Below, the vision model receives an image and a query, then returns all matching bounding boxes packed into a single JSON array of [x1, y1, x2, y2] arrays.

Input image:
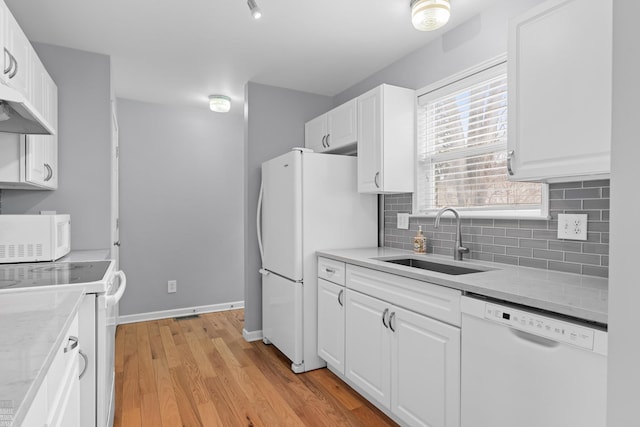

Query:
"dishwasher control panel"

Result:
[[484, 303, 595, 350]]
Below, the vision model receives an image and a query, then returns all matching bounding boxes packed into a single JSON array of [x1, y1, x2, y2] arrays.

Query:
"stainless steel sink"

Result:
[[379, 258, 486, 275]]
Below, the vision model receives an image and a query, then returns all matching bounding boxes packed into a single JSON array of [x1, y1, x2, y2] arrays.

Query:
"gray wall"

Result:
[[334, 0, 543, 105], [117, 98, 244, 316], [608, 2, 640, 424], [1, 44, 111, 250], [243, 82, 332, 333], [385, 180, 610, 277]]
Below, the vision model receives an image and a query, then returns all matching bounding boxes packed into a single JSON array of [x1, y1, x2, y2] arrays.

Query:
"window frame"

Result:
[[411, 54, 549, 219]]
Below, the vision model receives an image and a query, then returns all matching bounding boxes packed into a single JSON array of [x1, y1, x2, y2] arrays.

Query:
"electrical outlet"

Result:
[[168, 280, 177, 293], [557, 214, 588, 241], [397, 213, 410, 230]]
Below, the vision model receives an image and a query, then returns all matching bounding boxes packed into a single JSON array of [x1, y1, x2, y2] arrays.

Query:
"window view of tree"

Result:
[[416, 67, 541, 213]]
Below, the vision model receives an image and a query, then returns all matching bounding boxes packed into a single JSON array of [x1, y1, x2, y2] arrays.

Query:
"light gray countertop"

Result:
[[317, 247, 608, 325], [0, 289, 85, 427]]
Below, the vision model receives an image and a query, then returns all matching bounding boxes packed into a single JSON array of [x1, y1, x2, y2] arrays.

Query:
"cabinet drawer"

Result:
[[318, 257, 346, 286], [346, 264, 461, 326], [47, 314, 79, 411]]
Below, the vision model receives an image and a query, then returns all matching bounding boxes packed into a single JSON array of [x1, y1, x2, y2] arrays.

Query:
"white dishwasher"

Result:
[[461, 295, 607, 427]]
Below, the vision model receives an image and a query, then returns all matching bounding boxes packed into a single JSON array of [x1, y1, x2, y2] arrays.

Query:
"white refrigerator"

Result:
[[257, 148, 378, 373]]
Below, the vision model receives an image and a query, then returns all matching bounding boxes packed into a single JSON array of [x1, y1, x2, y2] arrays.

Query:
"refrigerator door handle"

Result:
[[257, 180, 265, 266]]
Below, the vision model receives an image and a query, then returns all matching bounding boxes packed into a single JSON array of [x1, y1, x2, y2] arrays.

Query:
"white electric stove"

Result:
[[0, 260, 126, 427]]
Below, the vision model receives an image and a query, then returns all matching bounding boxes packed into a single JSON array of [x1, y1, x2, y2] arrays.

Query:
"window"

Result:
[[414, 60, 546, 218]]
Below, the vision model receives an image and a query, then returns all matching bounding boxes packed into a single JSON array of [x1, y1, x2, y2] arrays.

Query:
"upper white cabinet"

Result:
[[30, 53, 58, 131], [507, 0, 612, 182], [0, 133, 58, 189], [357, 84, 414, 194], [2, 8, 30, 96], [305, 99, 357, 154], [0, 0, 57, 135], [25, 133, 57, 188]]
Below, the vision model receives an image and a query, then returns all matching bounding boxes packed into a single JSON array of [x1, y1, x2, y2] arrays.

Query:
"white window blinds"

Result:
[[415, 62, 543, 215]]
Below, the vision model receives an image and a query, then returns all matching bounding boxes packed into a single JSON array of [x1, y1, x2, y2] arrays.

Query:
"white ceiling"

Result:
[[6, 0, 499, 111]]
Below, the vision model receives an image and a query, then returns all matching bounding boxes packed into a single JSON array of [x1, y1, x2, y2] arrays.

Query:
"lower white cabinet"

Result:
[[21, 314, 81, 427], [391, 304, 460, 427], [317, 278, 346, 374], [345, 289, 391, 406], [345, 289, 461, 427], [318, 261, 462, 427]]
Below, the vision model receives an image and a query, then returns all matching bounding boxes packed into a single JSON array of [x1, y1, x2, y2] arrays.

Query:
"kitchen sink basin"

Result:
[[380, 258, 486, 275]]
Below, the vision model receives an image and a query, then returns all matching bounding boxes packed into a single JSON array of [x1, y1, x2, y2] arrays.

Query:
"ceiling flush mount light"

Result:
[[247, 0, 262, 19], [411, 0, 451, 31], [209, 95, 231, 113]]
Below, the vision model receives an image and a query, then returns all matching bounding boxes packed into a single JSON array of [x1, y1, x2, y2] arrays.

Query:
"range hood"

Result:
[[0, 84, 53, 135]]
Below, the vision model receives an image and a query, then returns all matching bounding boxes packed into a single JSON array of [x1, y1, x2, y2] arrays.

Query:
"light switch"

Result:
[[397, 213, 410, 229], [557, 214, 588, 241]]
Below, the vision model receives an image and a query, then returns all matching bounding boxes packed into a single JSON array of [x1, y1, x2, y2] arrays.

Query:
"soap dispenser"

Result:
[[413, 225, 426, 254]]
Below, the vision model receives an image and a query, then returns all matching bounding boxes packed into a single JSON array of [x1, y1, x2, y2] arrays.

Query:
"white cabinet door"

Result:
[[357, 84, 415, 194], [305, 114, 327, 153], [3, 11, 31, 97], [305, 99, 358, 154], [391, 306, 461, 427], [326, 99, 357, 152], [345, 289, 391, 408], [317, 278, 346, 374], [507, 0, 612, 182], [25, 133, 57, 189], [357, 87, 382, 192]]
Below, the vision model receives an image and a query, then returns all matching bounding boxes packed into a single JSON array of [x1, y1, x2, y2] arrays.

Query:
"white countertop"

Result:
[[317, 247, 608, 325], [0, 289, 85, 427]]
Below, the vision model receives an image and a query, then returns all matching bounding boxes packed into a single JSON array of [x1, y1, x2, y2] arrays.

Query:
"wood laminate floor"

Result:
[[113, 309, 397, 427]]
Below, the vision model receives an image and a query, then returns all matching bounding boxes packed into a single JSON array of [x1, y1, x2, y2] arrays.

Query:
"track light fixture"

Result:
[[247, 0, 262, 19]]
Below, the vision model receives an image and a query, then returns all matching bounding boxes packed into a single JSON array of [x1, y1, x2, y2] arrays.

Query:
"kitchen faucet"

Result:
[[434, 207, 470, 261]]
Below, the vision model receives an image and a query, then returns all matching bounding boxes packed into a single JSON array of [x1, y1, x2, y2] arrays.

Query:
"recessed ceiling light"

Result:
[[247, 0, 262, 19], [209, 95, 231, 113], [411, 0, 451, 31]]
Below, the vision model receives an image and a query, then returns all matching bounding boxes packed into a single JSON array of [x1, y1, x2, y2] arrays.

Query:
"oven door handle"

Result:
[[106, 271, 127, 306]]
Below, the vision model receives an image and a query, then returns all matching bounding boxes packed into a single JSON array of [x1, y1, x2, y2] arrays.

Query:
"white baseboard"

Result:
[[242, 328, 263, 342], [118, 300, 244, 324]]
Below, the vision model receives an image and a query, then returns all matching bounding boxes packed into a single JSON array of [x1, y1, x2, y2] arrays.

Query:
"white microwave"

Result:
[[0, 214, 71, 263]]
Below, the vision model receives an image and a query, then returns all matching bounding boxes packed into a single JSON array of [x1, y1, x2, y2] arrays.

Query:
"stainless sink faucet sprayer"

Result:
[[434, 207, 470, 261]]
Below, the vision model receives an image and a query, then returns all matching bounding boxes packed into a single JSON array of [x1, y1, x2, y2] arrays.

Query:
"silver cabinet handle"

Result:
[[3, 48, 12, 74], [324, 267, 335, 274], [326, 133, 330, 147], [337, 289, 344, 307], [382, 308, 389, 328], [507, 150, 515, 176], [321, 135, 327, 148], [64, 336, 79, 353], [374, 172, 380, 188], [78, 349, 89, 379], [8, 52, 17, 79], [389, 312, 396, 332], [44, 164, 53, 182]]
